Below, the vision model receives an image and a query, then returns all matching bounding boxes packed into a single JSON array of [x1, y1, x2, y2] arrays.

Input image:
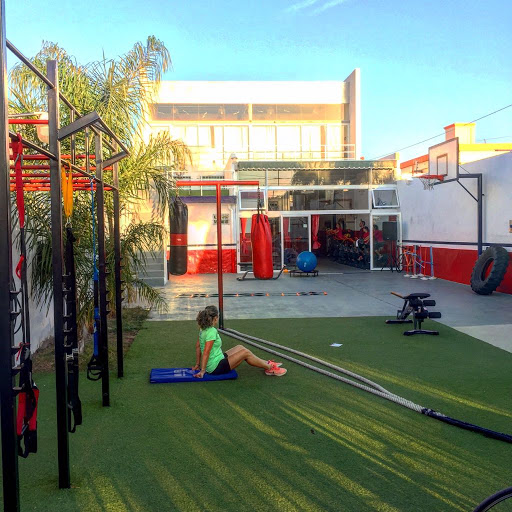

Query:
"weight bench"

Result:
[[386, 292, 442, 335]]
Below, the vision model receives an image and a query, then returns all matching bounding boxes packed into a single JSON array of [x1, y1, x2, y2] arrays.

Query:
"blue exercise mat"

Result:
[[150, 367, 238, 383]]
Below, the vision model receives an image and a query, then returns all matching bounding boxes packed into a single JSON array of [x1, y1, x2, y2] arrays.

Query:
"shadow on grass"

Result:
[[5, 317, 512, 511]]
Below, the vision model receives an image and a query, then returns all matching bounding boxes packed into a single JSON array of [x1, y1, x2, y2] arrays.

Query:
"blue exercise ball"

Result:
[[296, 251, 317, 272]]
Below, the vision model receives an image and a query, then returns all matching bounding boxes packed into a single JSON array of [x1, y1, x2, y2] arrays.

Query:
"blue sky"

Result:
[[6, 0, 512, 161]]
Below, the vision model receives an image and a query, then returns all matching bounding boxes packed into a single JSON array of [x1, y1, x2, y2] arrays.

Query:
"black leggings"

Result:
[[209, 353, 231, 375]]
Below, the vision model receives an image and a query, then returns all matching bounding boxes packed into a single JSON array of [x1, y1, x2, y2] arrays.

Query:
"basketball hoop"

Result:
[[417, 174, 444, 191]]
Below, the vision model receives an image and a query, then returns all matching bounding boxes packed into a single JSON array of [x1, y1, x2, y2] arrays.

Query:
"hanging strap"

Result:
[[16, 356, 38, 458], [11, 133, 38, 456], [87, 179, 102, 381], [62, 166, 74, 220], [13, 134, 25, 228], [13, 134, 25, 278]]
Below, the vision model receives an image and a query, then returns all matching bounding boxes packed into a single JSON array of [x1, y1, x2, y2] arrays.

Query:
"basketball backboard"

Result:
[[428, 137, 459, 181]]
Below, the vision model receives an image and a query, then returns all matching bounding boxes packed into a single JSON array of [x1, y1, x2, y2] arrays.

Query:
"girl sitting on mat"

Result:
[[192, 305, 287, 378]]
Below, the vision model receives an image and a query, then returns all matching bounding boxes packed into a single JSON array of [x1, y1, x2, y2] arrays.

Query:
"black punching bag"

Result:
[[169, 197, 188, 275]]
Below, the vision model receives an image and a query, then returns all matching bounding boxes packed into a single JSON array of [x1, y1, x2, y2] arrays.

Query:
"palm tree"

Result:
[[8, 37, 189, 330]]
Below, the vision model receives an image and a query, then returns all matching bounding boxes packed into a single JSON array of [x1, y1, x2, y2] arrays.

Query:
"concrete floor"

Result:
[[149, 257, 512, 353]]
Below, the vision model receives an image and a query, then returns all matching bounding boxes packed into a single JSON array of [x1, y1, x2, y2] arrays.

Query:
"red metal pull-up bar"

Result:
[[175, 180, 260, 328], [8, 119, 48, 125]]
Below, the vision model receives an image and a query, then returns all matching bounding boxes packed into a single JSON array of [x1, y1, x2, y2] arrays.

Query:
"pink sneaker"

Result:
[[267, 360, 282, 367], [265, 362, 287, 376]]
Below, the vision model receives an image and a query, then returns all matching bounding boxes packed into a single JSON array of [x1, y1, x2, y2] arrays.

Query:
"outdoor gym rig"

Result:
[[1, 19, 129, 512]]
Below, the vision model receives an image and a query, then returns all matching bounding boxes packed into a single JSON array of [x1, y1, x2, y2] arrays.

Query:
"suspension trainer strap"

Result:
[[12, 133, 38, 457], [87, 179, 102, 381], [62, 169, 83, 431]]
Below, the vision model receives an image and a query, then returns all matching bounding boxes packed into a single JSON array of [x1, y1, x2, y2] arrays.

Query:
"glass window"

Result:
[[197, 126, 211, 147], [153, 104, 173, 120], [267, 169, 295, 187], [276, 104, 302, 120], [301, 126, 321, 159], [290, 169, 320, 185], [372, 189, 399, 208], [224, 126, 248, 153], [277, 126, 301, 159], [198, 104, 225, 121], [372, 169, 396, 185], [183, 126, 198, 146], [238, 169, 265, 187], [250, 126, 276, 159], [326, 125, 341, 158], [240, 190, 266, 210], [252, 104, 276, 121], [324, 104, 342, 120], [318, 168, 370, 185], [213, 126, 223, 148], [268, 190, 290, 211], [173, 104, 199, 121], [225, 104, 249, 121], [300, 105, 326, 120], [290, 190, 320, 211]]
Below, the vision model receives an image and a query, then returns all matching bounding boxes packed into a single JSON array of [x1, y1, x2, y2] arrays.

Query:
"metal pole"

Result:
[[47, 59, 71, 488], [216, 184, 224, 328], [94, 134, 110, 406], [112, 147, 123, 378], [0, 1, 21, 508], [477, 174, 483, 256]]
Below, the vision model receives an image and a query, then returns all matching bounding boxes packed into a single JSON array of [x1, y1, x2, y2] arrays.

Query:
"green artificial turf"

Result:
[[5, 317, 512, 511]]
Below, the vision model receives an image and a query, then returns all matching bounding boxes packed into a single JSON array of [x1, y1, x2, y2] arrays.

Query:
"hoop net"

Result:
[[417, 174, 444, 191]]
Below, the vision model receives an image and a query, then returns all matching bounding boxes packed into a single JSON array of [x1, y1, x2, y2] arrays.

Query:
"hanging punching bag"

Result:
[[169, 196, 188, 276], [251, 213, 273, 279]]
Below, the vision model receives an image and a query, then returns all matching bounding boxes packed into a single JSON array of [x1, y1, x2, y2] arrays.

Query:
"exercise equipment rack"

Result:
[[0, 17, 129, 511]]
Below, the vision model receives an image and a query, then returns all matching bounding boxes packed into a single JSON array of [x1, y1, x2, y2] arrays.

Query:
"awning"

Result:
[[237, 160, 396, 171]]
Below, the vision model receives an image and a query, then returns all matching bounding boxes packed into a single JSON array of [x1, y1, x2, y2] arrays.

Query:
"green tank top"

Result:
[[199, 327, 224, 373]]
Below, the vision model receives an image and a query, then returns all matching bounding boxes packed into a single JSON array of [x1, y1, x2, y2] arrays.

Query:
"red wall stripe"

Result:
[[428, 247, 512, 294], [186, 249, 236, 274]]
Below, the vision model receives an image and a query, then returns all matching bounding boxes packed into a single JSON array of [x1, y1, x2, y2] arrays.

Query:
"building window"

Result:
[[372, 189, 399, 208], [153, 103, 249, 121], [213, 213, 230, 225], [240, 190, 266, 210]]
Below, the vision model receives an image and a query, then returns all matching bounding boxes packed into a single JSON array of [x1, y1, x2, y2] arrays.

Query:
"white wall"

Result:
[[187, 203, 235, 246], [398, 151, 512, 246], [155, 81, 349, 105], [344, 69, 361, 159]]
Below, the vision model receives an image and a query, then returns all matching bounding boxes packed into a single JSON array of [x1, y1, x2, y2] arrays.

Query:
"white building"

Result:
[[143, 72, 404, 280]]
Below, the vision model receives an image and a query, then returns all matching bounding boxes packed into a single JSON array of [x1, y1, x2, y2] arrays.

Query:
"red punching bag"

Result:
[[251, 213, 273, 279], [169, 197, 188, 275]]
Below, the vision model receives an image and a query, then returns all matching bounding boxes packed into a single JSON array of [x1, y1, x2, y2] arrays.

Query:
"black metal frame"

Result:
[[1, 21, 129, 510], [436, 173, 483, 257], [0, 3, 20, 510]]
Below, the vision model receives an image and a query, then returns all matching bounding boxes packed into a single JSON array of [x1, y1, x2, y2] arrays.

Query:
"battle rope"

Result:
[[12, 133, 39, 458], [220, 327, 512, 445], [87, 178, 102, 381], [62, 167, 82, 432]]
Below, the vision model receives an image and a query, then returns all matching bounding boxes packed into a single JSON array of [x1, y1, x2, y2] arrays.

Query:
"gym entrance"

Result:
[[238, 213, 401, 272], [239, 214, 311, 270]]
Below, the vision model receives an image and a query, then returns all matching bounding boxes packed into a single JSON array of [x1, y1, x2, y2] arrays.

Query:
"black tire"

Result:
[[470, 246, 509, 295], [473, 486, 512, 511]]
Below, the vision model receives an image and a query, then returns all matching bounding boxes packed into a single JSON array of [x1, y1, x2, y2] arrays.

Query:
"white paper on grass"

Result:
[[330, 343, 343, 347]]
